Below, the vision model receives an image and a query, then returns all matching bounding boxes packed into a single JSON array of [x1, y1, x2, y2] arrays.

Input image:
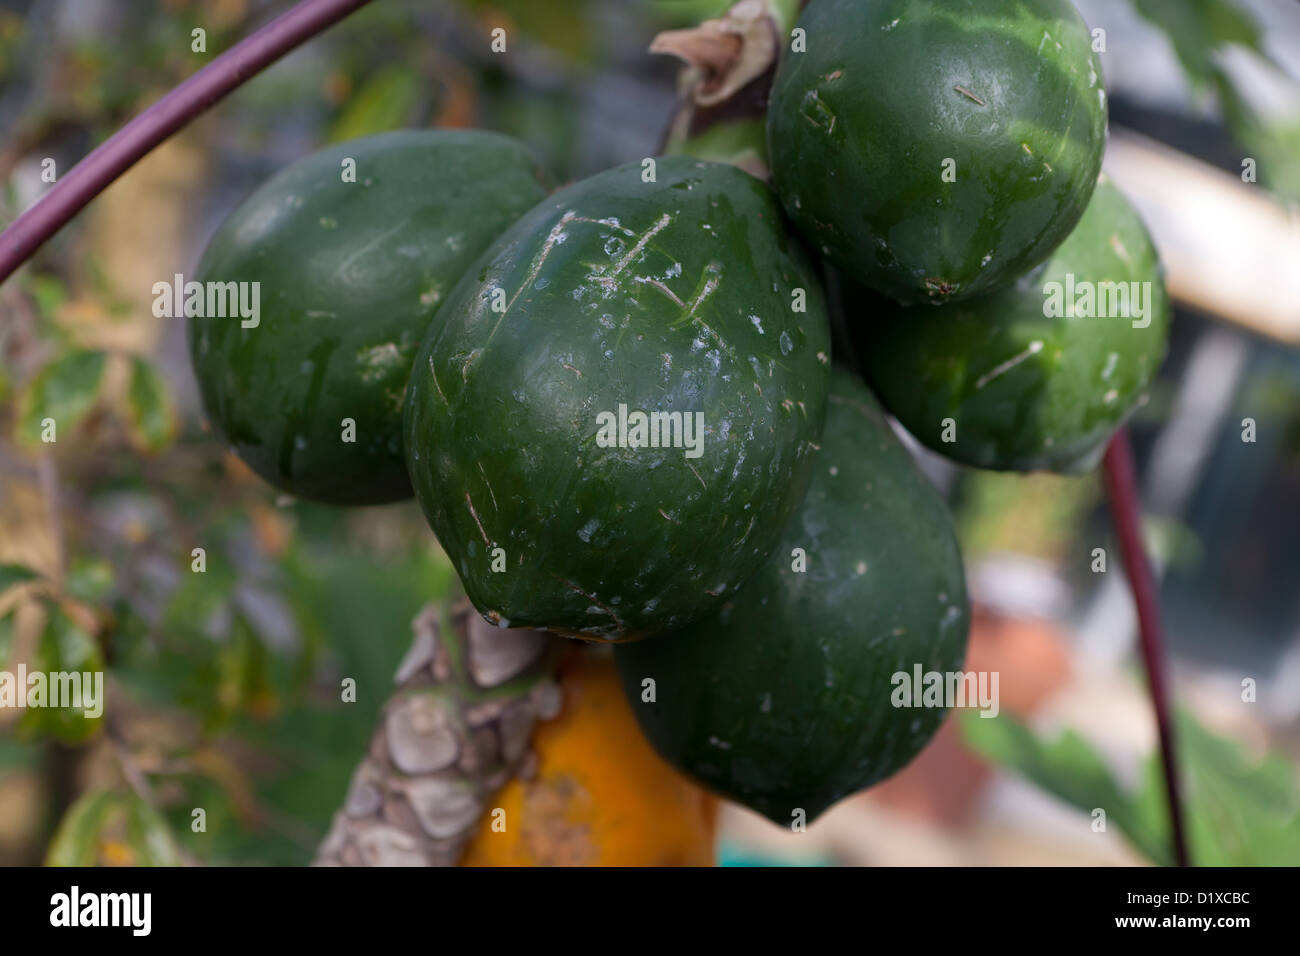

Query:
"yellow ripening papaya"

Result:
[[459, 651, 717, 867]]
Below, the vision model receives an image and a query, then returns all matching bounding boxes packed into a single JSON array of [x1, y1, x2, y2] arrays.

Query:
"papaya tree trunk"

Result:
[[314, 600, 564, 866]]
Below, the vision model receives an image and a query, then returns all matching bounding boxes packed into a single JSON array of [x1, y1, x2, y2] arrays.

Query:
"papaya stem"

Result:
[[1101, 429, 1190, 866], [0, 0, 376, 285], [314, 599, 565, 866]]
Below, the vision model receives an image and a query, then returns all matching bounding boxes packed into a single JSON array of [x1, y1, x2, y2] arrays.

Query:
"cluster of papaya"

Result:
[[188, 0, 1167, 849]]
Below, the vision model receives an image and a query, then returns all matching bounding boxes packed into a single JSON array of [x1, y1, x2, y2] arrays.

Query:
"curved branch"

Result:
[[1102, 429, 1190, 866], [0, 0, 376, 285]]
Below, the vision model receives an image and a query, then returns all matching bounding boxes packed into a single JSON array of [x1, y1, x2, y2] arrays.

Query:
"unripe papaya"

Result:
[[851, 177, 1170, 473], [768, 0, 1107, 304], [615, 369, 970, 824], [403, 157, 832, 641], [189, 130, 552, 505]]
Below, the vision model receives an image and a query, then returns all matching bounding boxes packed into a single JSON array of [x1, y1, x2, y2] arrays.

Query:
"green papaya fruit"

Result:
[[852, 176, 1170, 474], [403, 157, 832, 641], [615, 368, 970, 823], [189, 130, 552, 505], [768, 0, 1107, 304]]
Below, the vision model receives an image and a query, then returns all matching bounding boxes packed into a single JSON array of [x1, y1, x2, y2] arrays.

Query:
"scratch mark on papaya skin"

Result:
[[465, 492, 491, 546], [462, 348, 483, 383], [469, 212, 648, 382], [633, 274, 685, 307], [561, 362, 582, 377], [337, 220, 408, 280], [590, 213, 673, 291], [954, 85, 986, 106], [549, 574, 626, 633], [428, 354, 448, 404], [568, 214, 635, 236], [686, 461, 707, 490], [473, 211, 581, 373], [975, 340, 1044, 390], [509, 211, 579, 313], [658, 508, 680, 525], [476, 462, 499, 513], [734, 515, 756, 548], [685, 265, 720, 319]]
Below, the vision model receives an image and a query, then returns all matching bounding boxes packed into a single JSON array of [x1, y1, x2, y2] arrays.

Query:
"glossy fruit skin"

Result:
[[189, 130, 552, 505], [852, 177, 1170, 474], [768, 0, 1107, 304], [615, 369, 970, 824], [404, 157, 832, 641]]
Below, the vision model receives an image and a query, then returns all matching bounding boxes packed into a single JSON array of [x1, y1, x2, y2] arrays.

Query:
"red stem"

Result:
[[1101, 429, 1190, 867], [0, 0, 376, 285]]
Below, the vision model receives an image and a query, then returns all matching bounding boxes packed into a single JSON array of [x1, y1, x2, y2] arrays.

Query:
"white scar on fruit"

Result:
[[975, 340, 1044, 390], [590, 212, 673, 292]]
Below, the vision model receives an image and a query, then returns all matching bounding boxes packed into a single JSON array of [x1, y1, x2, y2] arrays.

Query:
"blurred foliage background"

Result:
[[1, 0, 1299, 867]]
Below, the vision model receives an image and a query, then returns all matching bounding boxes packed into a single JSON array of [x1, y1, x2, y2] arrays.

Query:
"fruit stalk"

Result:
[[315, 599, 564, 866], [0, 0, 375, 285], [1101, 430, 1190, 866], [653, 0, 801, 176]]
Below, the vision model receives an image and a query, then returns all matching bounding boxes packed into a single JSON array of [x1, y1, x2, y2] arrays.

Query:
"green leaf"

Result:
[[125, 797, 186, 866], [1214, 69, 1300, 203], [46, 789, 183, 867], [124, 356, 176, 452], [0, 609, 13, 666], [327, 66, 419, 142], [960, 711, 1173, 864], [64, 557, 115, 604], [20, 601, 106, 744], [0, 562, 40, 595], [1172, 713, 1300, 865], [15, 349, 107, 448], [1132, 0, 1265, 90], [964, 709, 1300, 866], [46, 789, 120, 866], [24, 273, 68, 323]]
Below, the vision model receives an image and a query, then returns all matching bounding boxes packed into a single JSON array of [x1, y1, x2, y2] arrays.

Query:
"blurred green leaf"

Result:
[[1215, 70, 1300, 203], [47, 788, 183, 867], [1178, 715, 1300, 864], [328, 66, 420, 142], [1132, 0, 1265, 90], [963, 710, 1300, 865], [0, 562, 40, 595], [961, 710, 1173, 864], [124, 356, 176, 453], [64, 557, 115, 604], [46, 789, 118, 866], [463, 0, 595, 63], [25, 274, 68, 324], [20, 600, 106, 744], [15, 349, 107, 448], [0, 609, 13, 666]]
